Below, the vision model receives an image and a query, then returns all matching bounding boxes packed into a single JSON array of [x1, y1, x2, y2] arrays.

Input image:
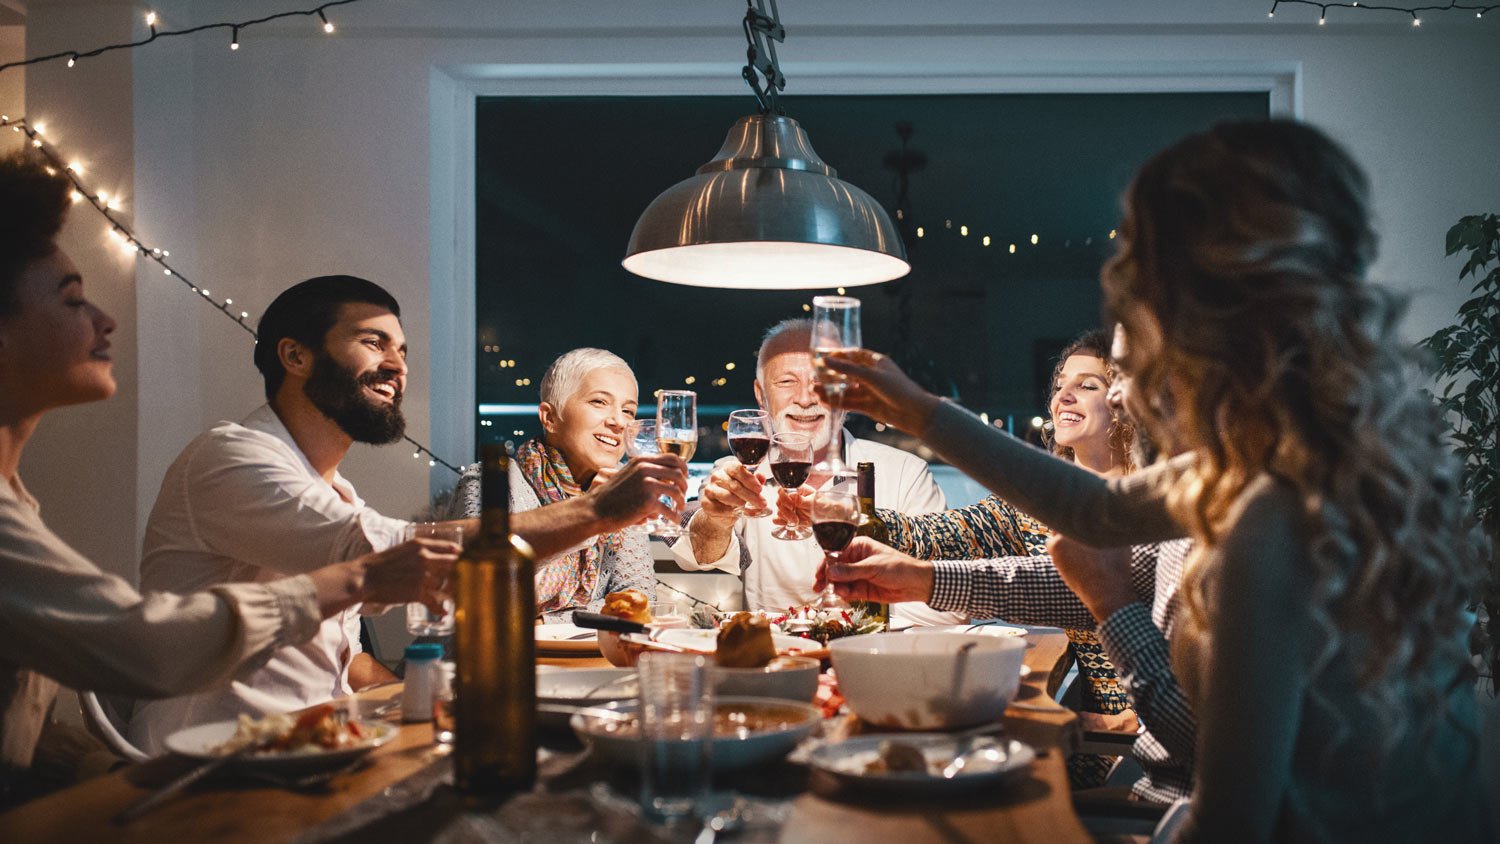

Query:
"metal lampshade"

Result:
[[622, 113, 910, 290]]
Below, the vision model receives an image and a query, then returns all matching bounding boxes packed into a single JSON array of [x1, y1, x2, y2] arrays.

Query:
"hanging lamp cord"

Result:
[[742, 0, 787, 115]]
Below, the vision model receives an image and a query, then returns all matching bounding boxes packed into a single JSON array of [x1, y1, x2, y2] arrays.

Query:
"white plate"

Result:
[[809, 734, 1035, 793], [536, 623, 603, 654], [652, 628, 821, 655], [909, 623, 1029, 638], [537, 668, 639, 707], [164, 719, 395, 772]]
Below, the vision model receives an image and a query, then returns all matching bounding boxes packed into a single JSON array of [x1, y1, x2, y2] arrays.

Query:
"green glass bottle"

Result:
[[453, 444, 537, 797], [853, 461, 892, 629]]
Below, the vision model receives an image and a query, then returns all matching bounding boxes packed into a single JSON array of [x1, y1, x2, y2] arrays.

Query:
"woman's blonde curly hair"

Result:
[[1102, 119, 1484, 751]]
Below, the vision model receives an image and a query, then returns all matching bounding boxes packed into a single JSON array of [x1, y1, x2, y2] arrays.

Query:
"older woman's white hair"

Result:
[[539, 347, 635, 409]]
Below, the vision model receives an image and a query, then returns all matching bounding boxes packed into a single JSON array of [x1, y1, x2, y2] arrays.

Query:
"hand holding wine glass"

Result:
[[623, 416, 690, 537]]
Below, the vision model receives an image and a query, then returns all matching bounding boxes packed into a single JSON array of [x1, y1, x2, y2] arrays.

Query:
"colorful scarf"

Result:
[[515, 438, 626, 615]]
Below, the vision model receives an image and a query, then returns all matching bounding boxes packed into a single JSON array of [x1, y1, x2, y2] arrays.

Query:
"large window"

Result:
[[475, 92, 1267, 461]]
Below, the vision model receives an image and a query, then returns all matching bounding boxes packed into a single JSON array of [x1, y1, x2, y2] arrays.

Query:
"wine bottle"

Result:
[[853, 461, 892, 629], [453, 444, 537, 798]]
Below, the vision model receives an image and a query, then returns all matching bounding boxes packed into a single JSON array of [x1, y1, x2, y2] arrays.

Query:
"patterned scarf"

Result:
[[515, 438, 626, 615]]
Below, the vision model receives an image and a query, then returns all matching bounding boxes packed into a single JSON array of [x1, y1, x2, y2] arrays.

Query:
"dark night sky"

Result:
[[475, 91, 1267, 459]]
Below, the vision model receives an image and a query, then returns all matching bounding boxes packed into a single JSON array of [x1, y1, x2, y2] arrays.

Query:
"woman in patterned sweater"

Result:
[[875, 331, 1140, 786]]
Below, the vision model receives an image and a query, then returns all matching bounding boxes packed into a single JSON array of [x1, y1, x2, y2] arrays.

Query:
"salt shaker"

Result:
[[402, 642, 443, 722]]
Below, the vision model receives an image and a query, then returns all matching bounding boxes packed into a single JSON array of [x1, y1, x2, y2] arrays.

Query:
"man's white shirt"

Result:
[[671, 431, 963, 627], [127, 404, 408, 753]]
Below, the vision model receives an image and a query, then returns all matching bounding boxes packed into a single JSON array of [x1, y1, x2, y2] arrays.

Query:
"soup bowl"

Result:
[[828, 632, 1025, 730]]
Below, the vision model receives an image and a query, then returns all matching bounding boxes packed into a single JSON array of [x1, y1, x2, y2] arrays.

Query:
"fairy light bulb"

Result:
[[67, 56, 76, 67], [318, 10, 334, 32], [230, 26, 240, 49], [146, 11, 157, 27]]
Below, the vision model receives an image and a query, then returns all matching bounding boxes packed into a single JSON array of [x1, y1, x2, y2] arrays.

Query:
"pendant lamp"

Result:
[[622, 1, 910, 290]]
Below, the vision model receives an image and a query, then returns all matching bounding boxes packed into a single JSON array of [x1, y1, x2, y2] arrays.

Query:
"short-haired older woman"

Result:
[[447, 348, 655, 620]]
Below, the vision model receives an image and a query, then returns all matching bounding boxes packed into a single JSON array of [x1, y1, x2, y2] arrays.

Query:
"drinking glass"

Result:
[[768, 431, 814, 541], [810, 296, 861, 476], [810, 488, 860, 610], [727, 409, 772, 518], [403, 522, 463, 636], [637, 652, 714, 823], [625, 419, 685, 538]]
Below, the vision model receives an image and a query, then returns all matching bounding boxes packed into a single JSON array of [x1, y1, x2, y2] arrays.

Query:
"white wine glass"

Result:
[[810, 295, 861, 477], [625, 419, 685, 538]]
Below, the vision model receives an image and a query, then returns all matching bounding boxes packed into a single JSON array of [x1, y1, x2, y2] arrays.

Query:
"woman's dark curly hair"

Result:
[[0, 150, 72, 317]]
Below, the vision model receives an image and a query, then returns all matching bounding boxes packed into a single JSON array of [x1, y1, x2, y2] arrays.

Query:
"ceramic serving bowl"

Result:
[[828, 632, 1026, 730], [569, 696, 820, 771], [711, 655, 820, 702]]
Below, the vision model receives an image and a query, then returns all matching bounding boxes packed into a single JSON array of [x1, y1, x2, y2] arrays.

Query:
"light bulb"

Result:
[[959, 225, 968, 236], [1008, 244, 1016, 254], [32, 122, 44, 135], [982, 236, 991, 246], [916, 227, 925, 238], [67, 161, 82, 174], [67, 56, 76, 67], [146, 11, 157, 26], [324, 21, 334, 33], [1030, 234, 1039, 245]]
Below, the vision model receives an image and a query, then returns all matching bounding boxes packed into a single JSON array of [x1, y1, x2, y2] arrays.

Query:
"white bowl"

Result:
[[569, 696, 820, 771], [828, 631, 1026, 730], [711, 656, 820, 702]]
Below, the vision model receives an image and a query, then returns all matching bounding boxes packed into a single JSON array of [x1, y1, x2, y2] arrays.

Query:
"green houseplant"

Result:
[[1419, 213, 1499, 689]]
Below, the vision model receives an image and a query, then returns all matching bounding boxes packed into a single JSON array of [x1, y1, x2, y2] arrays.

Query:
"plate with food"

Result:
[[164, 704, 395, 773], [909, 623, 1029, 639], [809, 733, 1035, 793], [535, 623, 604, 654], [570, 696, 821, 771]]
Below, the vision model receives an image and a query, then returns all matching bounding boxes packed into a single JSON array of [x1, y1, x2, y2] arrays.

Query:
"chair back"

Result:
[[78, 690, 150, 763]]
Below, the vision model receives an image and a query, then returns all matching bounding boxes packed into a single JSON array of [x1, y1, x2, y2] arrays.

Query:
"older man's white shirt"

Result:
[[672, 431, 962, 627], [127, 404, 408, 754]]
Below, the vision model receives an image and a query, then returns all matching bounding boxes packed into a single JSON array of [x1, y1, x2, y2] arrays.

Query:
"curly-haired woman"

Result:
[[818, 120, 1491, 841]]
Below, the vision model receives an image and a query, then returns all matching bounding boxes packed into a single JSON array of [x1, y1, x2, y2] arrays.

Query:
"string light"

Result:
[[0, 1, 365, 73], [5, 114, 461, 475], [1264, 1, 1496, 23]]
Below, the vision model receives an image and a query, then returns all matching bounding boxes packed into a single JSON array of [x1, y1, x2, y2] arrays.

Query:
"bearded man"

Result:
[[128, 276, 684, 752]]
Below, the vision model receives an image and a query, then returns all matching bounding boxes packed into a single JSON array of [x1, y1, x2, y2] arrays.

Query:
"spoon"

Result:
[[941, 736, 1009, 779]]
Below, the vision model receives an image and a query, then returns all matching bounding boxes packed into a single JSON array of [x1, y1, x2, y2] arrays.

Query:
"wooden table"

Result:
[[0, 632, 1088, 844]]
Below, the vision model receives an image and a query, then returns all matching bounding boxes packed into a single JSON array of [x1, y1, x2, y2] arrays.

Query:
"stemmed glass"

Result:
[[810, 295, 861, 477], [727, 409, 772, 518], [768, 431, 813, 541], [811, 487, 860, 610], [625, 419, 685, 538]]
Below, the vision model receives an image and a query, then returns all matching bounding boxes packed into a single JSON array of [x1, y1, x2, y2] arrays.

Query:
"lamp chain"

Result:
[[741, 0, 787, 115]]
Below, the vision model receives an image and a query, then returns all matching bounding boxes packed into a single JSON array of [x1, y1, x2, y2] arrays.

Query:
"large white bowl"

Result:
[[569, 696, 820, 771], [828, 632, 1026, 730]]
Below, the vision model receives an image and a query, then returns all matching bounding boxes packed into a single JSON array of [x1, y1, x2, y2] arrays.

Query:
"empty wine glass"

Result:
[[810, 296, 861, 477], [811, 487, 860, 610], [625, 419, 684, 538], [727, 409, 772, 518], [769, 431, 813, 541]]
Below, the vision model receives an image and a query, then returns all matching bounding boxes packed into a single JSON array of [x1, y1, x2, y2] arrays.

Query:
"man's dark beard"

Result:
[[302, 352, 406, 444]]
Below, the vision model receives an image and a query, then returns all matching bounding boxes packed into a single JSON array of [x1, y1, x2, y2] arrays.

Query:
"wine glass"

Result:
[[810, 295, 861, 476], [625, 419, 684, 538], [769, 431, 814, 541], [656, 391, 697, 463], [727, 409, 772, 518], [811, 487, 860, 610]]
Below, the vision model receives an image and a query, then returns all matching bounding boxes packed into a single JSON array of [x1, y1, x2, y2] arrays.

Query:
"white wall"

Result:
[[14, 0, 1499, 579]]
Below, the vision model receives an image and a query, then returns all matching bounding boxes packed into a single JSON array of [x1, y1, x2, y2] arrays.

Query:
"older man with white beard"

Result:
[[672, 318, 958, 626]]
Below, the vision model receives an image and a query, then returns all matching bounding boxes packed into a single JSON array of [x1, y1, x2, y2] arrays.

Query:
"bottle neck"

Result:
[[478, 445, 510, 540]]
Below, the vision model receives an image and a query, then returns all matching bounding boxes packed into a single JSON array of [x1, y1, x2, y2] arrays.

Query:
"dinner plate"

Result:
[[651, 628, 821, 656], [570, 696, 821, 771], [809, 734, 1035, 793], [537, 667, 638, 707], [164, 719, 395, 773], [909, 623, 1029, 639], [535, 623, 604, 654]]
